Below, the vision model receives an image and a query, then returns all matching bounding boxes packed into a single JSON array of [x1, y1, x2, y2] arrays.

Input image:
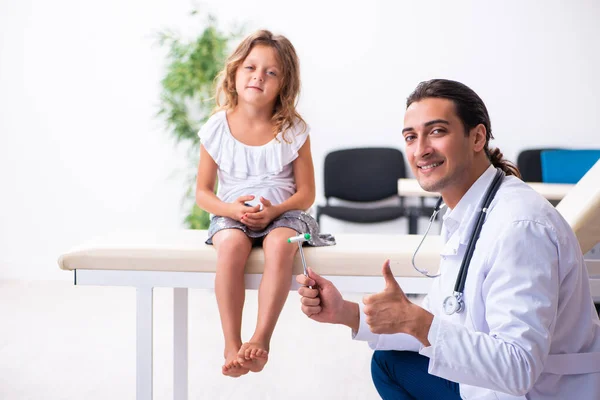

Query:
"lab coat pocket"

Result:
[[470, 393, 500, 400], [438, 238, 469, 316], [440, 231, 464, 257], [493, 392, 526, 400], [465, 389, 524, 399]]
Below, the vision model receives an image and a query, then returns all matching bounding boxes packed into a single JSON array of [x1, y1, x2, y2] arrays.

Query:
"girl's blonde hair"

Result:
[[215, 30, 306, 142]]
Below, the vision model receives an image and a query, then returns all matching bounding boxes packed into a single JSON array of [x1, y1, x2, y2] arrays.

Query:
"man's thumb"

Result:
[[382, 260, 400, 290], [307, 267, 328, 287]]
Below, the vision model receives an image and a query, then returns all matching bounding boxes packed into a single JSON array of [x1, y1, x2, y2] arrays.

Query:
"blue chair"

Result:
[[517, 148, 561, 182], [541, 149, 600, 184]]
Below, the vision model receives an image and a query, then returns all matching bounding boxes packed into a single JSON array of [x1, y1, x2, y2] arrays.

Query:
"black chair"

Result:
[[316, 147, 407, 224], [517, 148, 562, 206], [517, 148, 560, 182]]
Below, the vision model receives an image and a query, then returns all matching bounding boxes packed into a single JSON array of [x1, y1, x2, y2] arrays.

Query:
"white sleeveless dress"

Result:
[[198, 110, 334, 246]]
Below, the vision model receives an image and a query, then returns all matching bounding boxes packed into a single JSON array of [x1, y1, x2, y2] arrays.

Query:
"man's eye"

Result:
[[404, 135, 416, 142], [431, 128, 443, 135]]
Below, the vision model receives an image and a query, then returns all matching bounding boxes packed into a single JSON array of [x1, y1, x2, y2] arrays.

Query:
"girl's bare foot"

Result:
[[222, 347, 249, 377], [237, 342, 269, 373]]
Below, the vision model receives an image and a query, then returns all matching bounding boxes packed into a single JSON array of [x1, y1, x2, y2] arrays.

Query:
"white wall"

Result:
[[1, 0, 599, 280]]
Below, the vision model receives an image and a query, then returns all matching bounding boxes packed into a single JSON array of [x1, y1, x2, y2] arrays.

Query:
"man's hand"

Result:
[[296, 268, 359, 330], [228, 196, 260, 222], [241, 197, 279, 231], [363, 260, 433, 345]]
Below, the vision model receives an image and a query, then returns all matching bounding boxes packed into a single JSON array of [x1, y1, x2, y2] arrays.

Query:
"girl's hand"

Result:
[[229, 196, 261, 221], [241, 197, 279, 231]]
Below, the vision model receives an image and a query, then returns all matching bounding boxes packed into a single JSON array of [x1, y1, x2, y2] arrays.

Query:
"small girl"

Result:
[[195, 30, 334, 377]]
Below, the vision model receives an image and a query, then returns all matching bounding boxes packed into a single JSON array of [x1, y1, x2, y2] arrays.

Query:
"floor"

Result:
[[0, 280, 382, 400]]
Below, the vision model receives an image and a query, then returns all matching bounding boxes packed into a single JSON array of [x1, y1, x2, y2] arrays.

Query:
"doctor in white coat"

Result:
[[297, 79, 600, 399]]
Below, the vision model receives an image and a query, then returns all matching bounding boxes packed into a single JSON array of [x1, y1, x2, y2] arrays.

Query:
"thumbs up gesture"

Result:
[[363, 260, 432, 340]]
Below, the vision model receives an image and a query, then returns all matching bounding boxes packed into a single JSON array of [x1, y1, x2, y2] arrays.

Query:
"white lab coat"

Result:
[[354, 166, 600, 399]]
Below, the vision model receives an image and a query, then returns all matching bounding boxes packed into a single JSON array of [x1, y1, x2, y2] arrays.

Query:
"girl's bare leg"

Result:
[[212, 229, 253, 377], [238, 227, 298, 372]]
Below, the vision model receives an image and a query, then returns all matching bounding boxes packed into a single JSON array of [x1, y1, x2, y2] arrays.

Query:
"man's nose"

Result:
[[413, 136, 432, 159]]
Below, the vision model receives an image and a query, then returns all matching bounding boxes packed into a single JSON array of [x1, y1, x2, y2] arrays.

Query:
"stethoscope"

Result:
[[411, 168, 505, 315]]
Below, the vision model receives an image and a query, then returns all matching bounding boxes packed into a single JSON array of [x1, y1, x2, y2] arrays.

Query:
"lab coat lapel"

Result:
[[458, 203, 479, 246]]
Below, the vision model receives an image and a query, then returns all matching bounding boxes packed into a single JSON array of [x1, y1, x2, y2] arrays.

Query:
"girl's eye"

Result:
[[244, 65, 254, 70], [267, 71, 277, 77]]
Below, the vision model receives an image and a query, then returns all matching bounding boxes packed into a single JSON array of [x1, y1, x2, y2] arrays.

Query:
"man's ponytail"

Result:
[[487, 147, 521, 178]]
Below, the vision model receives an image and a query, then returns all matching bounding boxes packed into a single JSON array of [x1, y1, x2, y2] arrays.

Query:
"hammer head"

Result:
[[287, 233, 311, 243]]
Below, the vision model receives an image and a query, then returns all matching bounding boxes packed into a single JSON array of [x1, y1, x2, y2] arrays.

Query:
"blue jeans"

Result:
[[371, 350, 461, 400]]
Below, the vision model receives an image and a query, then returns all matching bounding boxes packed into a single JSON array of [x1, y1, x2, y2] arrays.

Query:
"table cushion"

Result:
[[58, 232, 442, 277]]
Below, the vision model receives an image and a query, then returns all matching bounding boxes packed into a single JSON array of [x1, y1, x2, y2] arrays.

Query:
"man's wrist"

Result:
[[339, 300, 360, 331], [412, 308, 434, 346]]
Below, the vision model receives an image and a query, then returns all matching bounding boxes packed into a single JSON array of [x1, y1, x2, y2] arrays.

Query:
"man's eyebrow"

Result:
[[402, 119, 450, 134], [424, 119, 450, 127]]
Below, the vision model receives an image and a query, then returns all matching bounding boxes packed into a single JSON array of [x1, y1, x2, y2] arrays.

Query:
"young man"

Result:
[[297, 79, 600, 399]]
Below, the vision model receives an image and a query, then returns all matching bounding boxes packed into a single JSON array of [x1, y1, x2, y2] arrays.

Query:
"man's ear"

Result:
[[471, 124, 487, 153]]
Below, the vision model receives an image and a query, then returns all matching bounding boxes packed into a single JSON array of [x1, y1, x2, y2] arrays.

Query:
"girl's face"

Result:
[[235, 44, 282, 109]]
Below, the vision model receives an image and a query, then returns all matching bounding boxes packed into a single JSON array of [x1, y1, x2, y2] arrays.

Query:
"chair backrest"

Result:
[[556, 159, 600, 254], [323, 147, 406, 202], [541, 149, 600, 184], [517, 148, 560, 182]]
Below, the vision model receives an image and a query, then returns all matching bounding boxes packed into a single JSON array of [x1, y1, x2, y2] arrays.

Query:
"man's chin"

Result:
[[417, 178, 443, 193]]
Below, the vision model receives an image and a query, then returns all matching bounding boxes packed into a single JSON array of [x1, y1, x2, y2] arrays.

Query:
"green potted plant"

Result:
[[157, 11, 238, 229]]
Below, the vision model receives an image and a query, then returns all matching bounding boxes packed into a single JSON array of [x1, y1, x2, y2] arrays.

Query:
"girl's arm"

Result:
[[195, 145, 259, 220], [273, 135, 316, 214]]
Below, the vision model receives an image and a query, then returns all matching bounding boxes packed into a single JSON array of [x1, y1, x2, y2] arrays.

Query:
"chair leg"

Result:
[[408, 208, 419, 235]]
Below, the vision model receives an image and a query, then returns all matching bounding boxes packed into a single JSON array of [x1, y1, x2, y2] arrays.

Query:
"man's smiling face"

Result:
[[402, 97, 476, 200]]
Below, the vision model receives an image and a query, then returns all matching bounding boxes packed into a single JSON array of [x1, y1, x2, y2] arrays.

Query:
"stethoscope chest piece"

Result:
[[443, 292, 464, 315]]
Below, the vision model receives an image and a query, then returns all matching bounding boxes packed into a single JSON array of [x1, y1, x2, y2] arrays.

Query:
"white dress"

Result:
[[198, 110, 309, 208]]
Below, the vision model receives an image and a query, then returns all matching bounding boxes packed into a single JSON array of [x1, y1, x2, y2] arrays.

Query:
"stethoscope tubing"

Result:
[[454, 168, 505, 293], [411, 167, 505, 314], [410, 196, 445, 278]]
